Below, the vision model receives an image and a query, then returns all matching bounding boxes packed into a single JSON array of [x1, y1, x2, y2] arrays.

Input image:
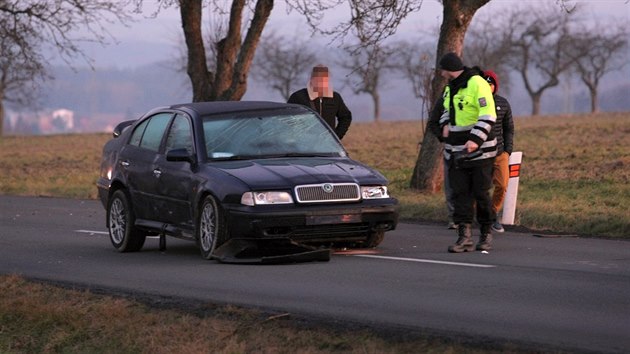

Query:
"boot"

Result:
[[476, 224, 493, 251], [448, 223, 474, 253]]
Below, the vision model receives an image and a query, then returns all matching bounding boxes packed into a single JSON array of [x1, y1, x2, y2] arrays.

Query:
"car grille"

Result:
[[295, 183, 360, 203]]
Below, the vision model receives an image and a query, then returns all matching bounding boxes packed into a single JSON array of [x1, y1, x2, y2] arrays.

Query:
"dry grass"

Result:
[[0, 134, 110, 199], [1, 112, 628, 236]]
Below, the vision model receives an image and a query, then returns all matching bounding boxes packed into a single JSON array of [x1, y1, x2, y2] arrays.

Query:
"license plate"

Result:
[[306, 214, 361, 225]]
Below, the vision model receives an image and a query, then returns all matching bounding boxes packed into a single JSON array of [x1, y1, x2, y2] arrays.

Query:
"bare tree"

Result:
[[393, 40, 435, 127], [0, 0, 130, 136], [133, 0, 273, 102], [339, 44, 396, 122], [502, 3, 581, 115], [252, 32, 318, 101], [287, 0, 423, 49], [0, 28, 46, 136], [569, 23, 629, 113], [464, 12, 512, 94]]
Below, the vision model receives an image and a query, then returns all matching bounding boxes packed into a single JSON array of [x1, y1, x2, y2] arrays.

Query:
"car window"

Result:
[[165, 114, 193, 154], [130, 113, 173, 152], [203, 112, 345, 160], [129, 119, 149, 147]]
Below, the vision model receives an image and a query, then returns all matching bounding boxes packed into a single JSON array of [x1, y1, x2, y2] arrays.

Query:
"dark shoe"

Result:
[[447, 220, 458, 229], [491, 221, 504, 233], [448, 224, 474, 253], [476, 226, 493, 251]]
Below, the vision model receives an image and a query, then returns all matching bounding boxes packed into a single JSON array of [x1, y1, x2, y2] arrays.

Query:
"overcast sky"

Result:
[[74, 0, 630, 69]]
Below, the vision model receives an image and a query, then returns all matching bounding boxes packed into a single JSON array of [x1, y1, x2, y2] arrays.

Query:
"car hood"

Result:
[[208, 157, 387, 189]]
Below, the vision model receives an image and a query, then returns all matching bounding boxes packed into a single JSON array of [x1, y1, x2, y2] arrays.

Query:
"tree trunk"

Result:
[[589, 86, 599, 113], [372, 91, 380, 122], [410, 0, 490, 191], [219, 0, 273, 100], [0, 98, 4, 137], [179, 0, 273, 102], [179, 0, 212, 102], [213, 0, 245, 100], [531, 93, 541, 116]]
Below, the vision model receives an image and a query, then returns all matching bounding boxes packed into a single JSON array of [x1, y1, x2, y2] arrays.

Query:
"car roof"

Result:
[[169, 101, 304, 116]]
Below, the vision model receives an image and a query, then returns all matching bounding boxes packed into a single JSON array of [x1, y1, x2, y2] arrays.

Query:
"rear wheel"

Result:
[[363, 230, 385, 248], [107, 190, 146, 252], [197, 195, 228, 260]]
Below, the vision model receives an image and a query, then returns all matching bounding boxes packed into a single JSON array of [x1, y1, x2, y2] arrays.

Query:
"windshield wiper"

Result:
[[209, 155, 258, 161], [261, 152, 339, 158]]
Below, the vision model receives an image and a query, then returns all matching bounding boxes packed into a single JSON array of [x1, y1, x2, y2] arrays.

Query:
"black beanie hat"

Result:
[[439, 52, 464, 71]]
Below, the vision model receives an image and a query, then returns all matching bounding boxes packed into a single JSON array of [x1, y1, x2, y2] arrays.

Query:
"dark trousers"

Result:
[[449, 160, 496, 226]]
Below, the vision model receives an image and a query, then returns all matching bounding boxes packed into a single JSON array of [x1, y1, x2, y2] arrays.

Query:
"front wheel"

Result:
[[196, 195, 228, 260], [107, 190, 146, 252]]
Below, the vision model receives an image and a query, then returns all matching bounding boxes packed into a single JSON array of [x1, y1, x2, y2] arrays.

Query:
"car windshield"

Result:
[[203, 112, 347, 160]]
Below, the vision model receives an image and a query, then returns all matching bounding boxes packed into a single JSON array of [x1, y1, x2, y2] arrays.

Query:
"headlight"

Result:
[[241, 191, 294, 206], [361, 186, 389, 199], [106, 169, 112, 180]]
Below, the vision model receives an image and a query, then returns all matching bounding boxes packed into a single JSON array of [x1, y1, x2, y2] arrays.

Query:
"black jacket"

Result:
[[427, 96, 445, 142], [288, 88, 352, 139], [493, 94, 514, 155]]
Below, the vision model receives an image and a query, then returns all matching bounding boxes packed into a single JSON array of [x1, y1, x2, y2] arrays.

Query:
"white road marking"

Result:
[[75, 230, 163, 239], [75, 230, 108, 235], [354, 254, 496, 268]]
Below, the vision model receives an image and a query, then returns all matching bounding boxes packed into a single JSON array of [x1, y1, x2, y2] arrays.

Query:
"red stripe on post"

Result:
[[509, 164, 521, 178]]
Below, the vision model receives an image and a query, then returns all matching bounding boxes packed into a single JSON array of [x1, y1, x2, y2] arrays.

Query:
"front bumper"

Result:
[[225, 199, 399, 244]]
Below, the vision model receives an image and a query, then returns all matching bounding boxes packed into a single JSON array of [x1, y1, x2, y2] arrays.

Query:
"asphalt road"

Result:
[[1, 195, 629, 353]]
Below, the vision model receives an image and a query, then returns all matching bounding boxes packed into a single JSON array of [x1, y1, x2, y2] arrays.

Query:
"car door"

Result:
[[117, 112, 174, 221], [153, 113, 196, 227]]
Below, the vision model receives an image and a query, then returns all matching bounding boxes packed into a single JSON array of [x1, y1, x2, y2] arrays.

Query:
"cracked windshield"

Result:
[[204, 112, 346, 160]]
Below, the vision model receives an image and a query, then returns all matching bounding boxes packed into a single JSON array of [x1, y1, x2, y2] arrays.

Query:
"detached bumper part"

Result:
[[212, 237, 331, 264]]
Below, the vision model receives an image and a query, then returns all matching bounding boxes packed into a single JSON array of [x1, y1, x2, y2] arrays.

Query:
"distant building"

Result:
[[51, 109, 74, 131], [5, 108, 76, 135]]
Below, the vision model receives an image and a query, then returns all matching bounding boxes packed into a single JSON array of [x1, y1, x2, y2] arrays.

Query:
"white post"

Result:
[[501, 151, 523, 225]]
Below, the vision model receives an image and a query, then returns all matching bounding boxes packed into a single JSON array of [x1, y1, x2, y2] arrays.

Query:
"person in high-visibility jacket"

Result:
[[437, 52, 498, 253]]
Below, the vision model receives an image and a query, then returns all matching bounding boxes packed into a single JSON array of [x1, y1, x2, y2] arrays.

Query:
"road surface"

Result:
[[1, 195, 628, 353]]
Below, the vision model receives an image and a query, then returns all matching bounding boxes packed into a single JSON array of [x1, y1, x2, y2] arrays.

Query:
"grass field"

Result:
[[2, 111, 628, 237], [0, 112, 628, 352]]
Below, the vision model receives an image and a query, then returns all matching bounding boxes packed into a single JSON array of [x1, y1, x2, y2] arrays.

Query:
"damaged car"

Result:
[[97, 101, 398, 261]]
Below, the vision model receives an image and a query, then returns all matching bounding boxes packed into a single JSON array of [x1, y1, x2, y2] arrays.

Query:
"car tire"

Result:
[[197, 195, 228, 260], [364, 230, 385, 248], [107, 189, 146, 252]]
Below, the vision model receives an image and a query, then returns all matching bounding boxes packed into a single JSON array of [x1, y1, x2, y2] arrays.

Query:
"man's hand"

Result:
[[442, 125, 449, 138], [464, 140, 478, 153]]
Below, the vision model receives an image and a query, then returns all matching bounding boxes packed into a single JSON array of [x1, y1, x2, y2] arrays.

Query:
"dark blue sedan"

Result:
[[97, 101, 398, 260]]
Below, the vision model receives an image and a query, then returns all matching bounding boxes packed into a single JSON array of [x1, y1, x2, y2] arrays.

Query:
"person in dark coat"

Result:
[[483, 70, 515, 233], [427, 96, 456, 229], [288, 65, 352, 139]]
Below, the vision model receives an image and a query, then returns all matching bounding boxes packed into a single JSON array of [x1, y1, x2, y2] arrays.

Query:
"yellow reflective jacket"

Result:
[[439, 68, 497, 163]]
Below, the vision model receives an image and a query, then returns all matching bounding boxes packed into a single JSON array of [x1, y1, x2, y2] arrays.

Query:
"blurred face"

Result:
[[489, 82, 496, 94], [310, 72, 329, 97]]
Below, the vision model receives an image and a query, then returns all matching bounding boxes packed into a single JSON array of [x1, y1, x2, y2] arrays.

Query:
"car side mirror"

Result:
[[112, 120, 136, 138], [166, 148, 195, 164]]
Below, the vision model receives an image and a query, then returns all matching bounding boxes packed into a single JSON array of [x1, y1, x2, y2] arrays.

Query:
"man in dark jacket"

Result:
[[427, 96, 456, 229], [288, 65, 352, 139], [483, 70, 514, 233]]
